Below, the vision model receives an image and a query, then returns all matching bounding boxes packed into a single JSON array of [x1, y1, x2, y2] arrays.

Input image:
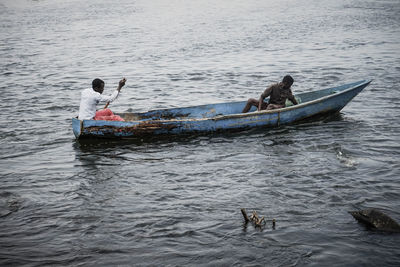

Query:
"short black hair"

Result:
[[92, 78, 104, 89], [282, 75, 294, 86]]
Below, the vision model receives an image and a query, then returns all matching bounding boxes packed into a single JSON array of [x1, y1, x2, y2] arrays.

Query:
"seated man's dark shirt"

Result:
[[261, 83, 297, 106]]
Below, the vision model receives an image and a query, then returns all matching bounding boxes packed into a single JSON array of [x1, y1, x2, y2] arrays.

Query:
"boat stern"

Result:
[[72, 118, 82, 138]]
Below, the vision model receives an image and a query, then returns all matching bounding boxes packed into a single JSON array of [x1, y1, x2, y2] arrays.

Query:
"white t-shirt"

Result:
[[78, 88, 119, 120]]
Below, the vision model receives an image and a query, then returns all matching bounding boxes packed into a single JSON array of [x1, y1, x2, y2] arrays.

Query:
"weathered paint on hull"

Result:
[[72, 80, 371, 139]]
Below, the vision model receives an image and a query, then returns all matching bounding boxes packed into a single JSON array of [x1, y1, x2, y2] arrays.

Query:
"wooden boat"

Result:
[[72, 80, 371, 139]]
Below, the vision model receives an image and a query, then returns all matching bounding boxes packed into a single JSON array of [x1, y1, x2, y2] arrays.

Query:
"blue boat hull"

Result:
[[72, 80, 371, 139]]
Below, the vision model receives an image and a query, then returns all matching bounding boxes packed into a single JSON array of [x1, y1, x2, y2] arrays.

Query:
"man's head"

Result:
[[92, 78, 105, 94], [282, 75, 294, 89]]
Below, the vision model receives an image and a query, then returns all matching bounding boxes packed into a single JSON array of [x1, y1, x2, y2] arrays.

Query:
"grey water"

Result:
[[1, 0, 400, 265]]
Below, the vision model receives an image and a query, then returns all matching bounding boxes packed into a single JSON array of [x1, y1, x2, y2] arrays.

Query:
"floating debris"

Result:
[[241, 208, 250, 222], [249, 210, 265, 227], [241, 208, 274, 229]]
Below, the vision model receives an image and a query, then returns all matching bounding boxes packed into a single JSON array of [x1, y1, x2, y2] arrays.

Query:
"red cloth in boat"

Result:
[[94, 108, 124, 121]]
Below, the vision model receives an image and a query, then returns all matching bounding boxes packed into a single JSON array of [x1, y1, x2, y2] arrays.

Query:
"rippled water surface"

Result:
[[1, 0, 400, 265]]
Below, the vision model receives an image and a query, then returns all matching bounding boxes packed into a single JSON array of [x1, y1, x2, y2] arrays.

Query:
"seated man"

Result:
[[242, 75, 298, 113], [78, 78, 126, 121]]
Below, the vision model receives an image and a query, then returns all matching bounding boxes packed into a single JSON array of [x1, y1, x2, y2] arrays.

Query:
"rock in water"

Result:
[[349, 208, 400, 233]]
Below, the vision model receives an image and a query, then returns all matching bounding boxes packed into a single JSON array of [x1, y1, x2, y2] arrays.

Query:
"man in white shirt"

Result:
[[78, 78, 126, 120]]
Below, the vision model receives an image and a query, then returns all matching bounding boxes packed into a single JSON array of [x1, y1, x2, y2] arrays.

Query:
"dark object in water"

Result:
[[349, 208, 400, 233], [241, 208, 250, 222], [240, 208, 269, 228]]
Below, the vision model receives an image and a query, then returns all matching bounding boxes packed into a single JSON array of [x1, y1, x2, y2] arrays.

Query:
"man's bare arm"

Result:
[[258, 86, 272, 110], [288, 90, 298, 105], [117, 78, 126, 92]]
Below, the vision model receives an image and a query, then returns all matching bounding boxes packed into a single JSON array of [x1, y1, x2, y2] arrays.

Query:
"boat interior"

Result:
[[116, 80, 366, 122]]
